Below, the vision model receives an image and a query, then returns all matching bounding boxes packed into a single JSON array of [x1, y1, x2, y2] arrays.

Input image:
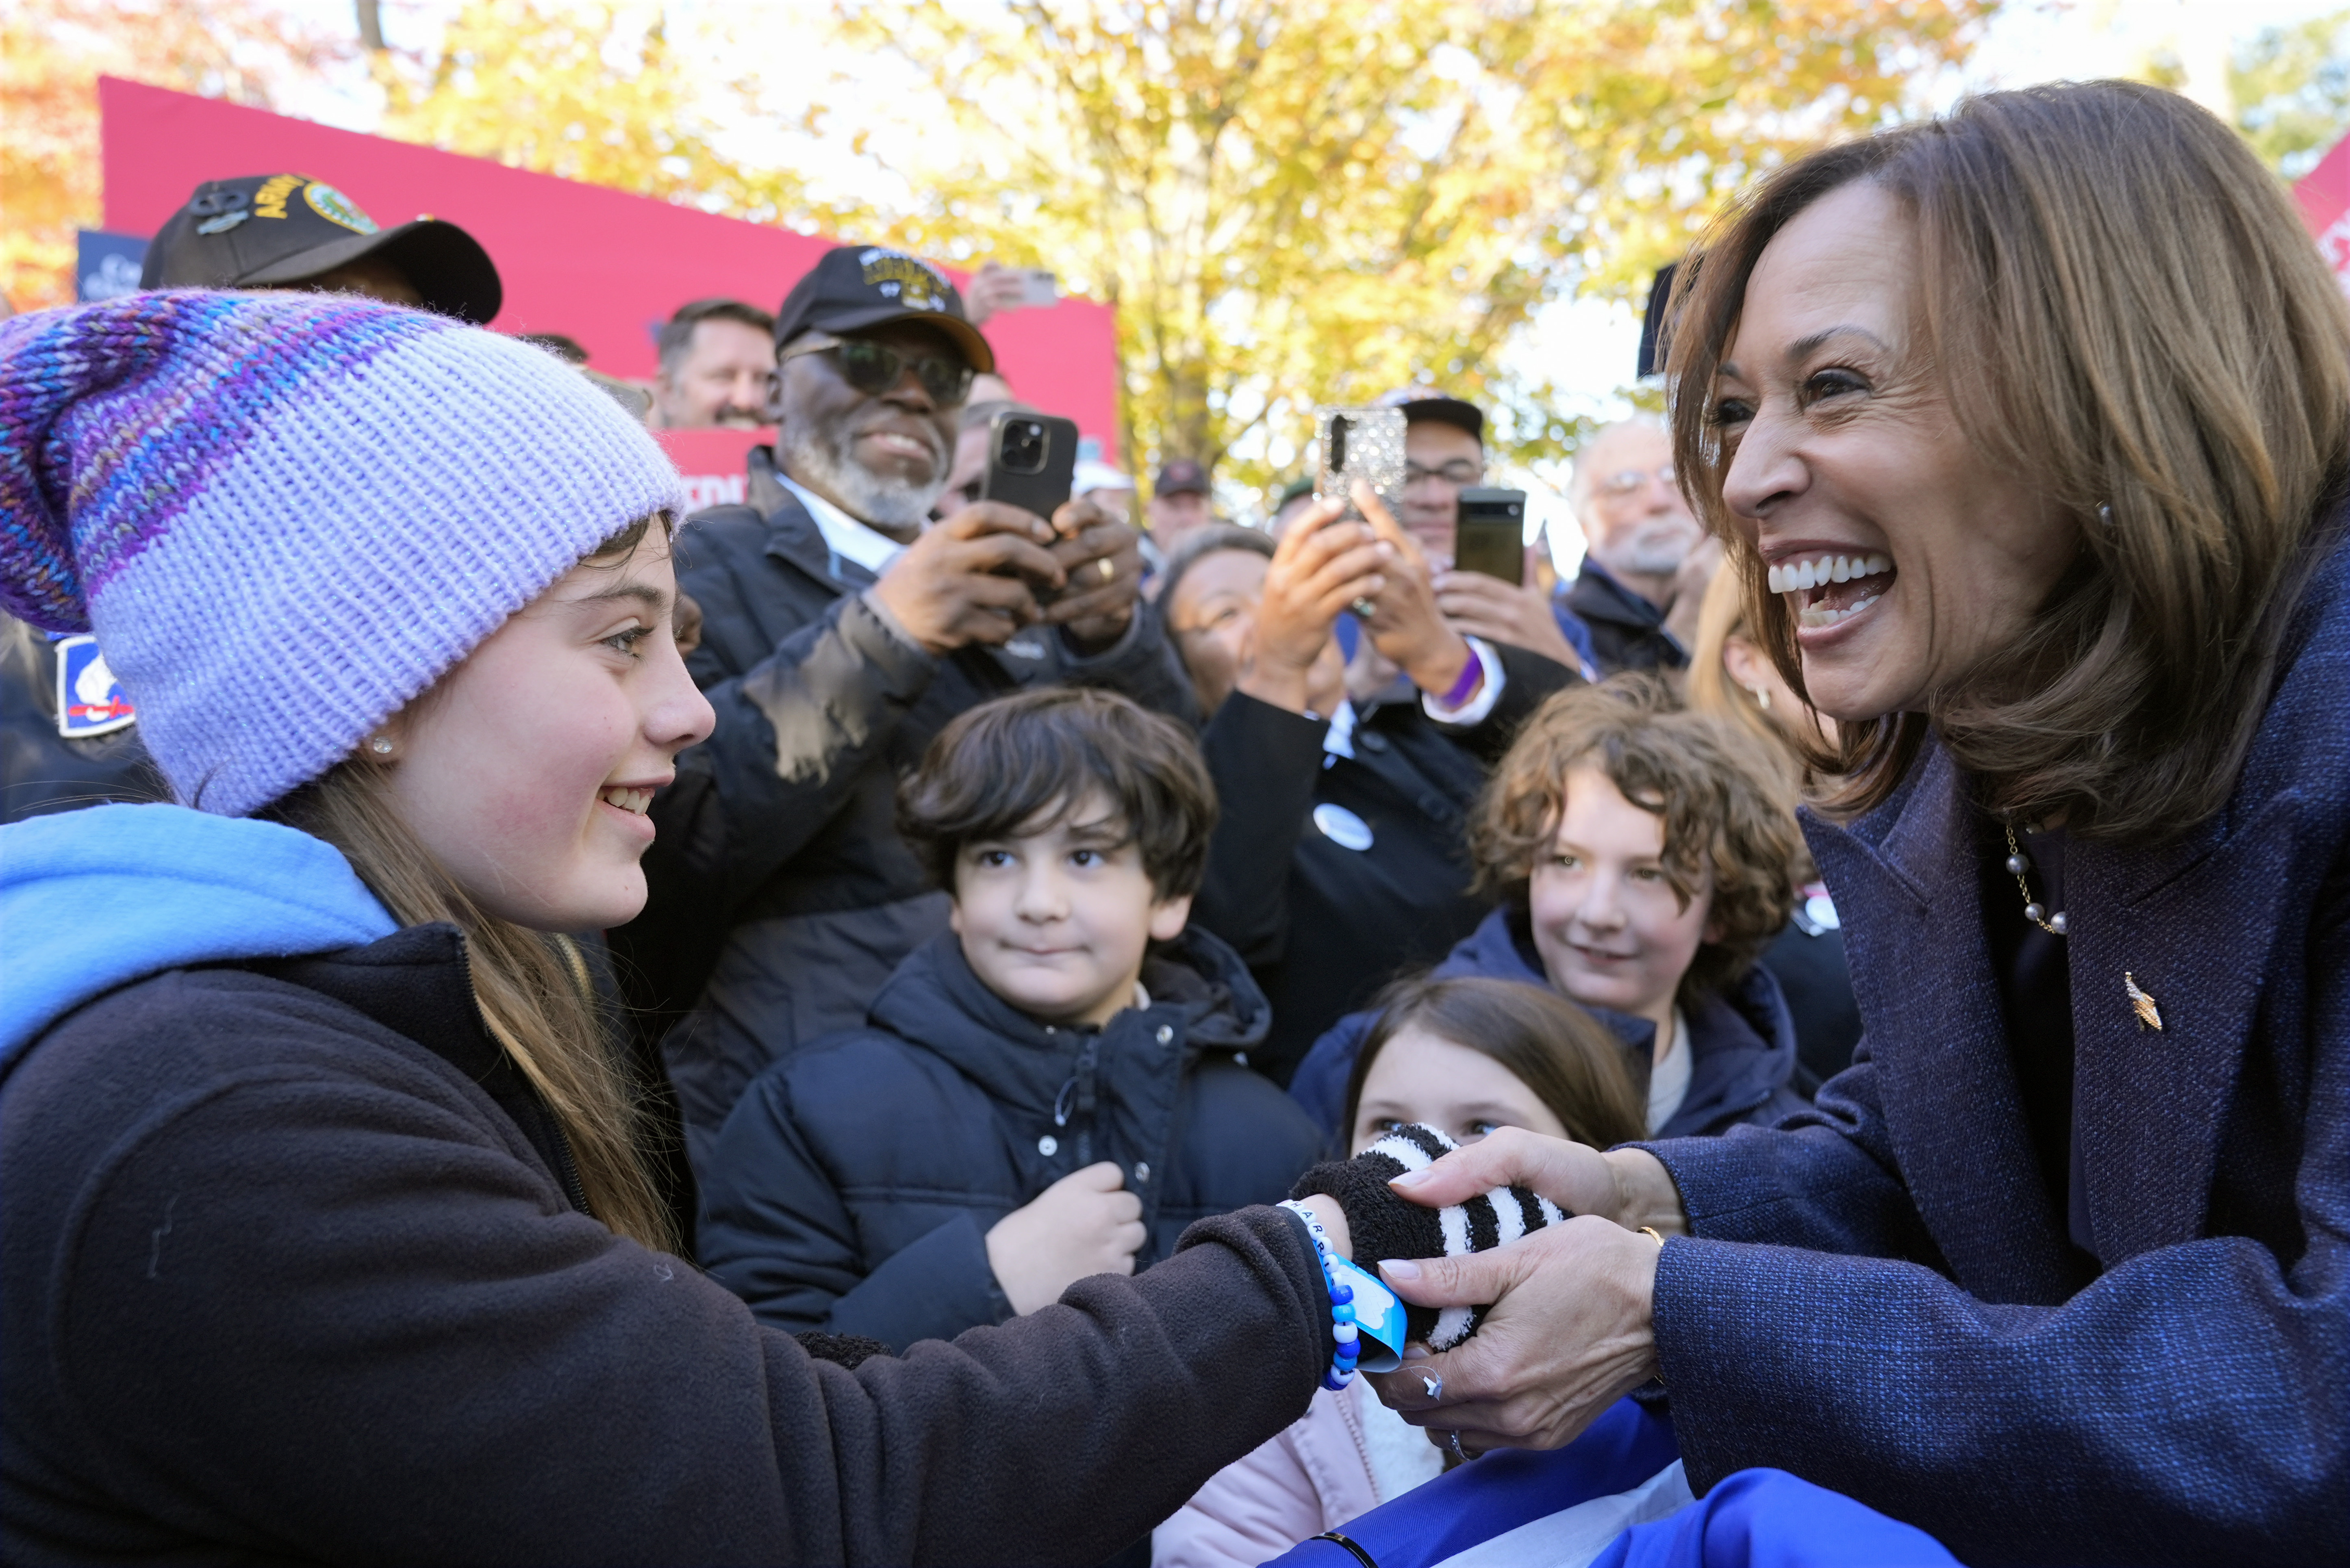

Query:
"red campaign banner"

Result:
[[98, 77, 1120, 455], [2296, 133, 2350, 298], [650, 427, 775, 513]]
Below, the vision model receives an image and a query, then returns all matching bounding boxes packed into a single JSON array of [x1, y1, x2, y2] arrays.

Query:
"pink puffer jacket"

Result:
[[1154, 1380, 1443, 1568]]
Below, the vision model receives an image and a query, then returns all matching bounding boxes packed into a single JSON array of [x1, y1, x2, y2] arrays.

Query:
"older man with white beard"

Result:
[[615, 245, 1195, 1163], [1560, 415, 1719, 676]]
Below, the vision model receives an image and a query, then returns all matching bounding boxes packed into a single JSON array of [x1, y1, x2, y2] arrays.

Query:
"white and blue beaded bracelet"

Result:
[[1281, 1199, 1362, 1390]]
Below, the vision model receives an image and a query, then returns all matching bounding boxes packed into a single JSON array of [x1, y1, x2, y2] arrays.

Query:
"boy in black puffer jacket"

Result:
[[700, 687, 1325, 1350]]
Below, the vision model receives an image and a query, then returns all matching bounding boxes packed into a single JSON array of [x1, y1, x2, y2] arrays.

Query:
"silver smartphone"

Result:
[[1314, 406, 1407, 522]]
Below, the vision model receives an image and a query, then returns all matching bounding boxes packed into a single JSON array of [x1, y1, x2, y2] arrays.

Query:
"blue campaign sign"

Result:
[[52, 634, 137, 738], [76, 231, 149, 302]]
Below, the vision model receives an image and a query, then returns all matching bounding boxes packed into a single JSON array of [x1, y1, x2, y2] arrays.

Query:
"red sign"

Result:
[[650, 427, 775, 513], [2296, 133, 2350, 299], [97, 77, 1120, 453]]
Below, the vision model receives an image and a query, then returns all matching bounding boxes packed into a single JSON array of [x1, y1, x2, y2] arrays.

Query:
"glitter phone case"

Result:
[[1315, 405, 1408, 522]]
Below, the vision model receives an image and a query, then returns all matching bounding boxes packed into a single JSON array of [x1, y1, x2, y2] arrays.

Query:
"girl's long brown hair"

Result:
[[269, 517, 673, 1252], [1666, 80, 2350, 840]]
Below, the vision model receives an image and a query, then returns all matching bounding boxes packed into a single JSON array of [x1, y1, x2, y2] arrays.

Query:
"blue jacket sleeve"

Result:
[[1632, 1042, 1946, 1265], [1637, 960, 2350, 1564], [697, 1060, 1016, 1350]]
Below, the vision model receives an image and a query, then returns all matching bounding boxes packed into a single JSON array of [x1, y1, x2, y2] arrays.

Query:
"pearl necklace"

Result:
[[2002, 823, 2068, 937]]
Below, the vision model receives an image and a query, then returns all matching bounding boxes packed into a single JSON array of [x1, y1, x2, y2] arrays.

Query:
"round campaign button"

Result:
[[1313, 803, 1375, 852]]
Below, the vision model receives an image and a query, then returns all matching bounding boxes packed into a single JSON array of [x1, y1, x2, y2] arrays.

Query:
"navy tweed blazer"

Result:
[[1639, 535, 2349, 1565]]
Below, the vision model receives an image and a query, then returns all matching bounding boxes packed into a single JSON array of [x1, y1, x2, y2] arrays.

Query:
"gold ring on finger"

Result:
[[1098, 557, 1116, 582]]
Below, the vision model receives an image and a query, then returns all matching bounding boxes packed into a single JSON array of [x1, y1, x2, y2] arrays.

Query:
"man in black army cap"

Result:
[[139, 173, 501, 321], [2, 177, 505, 823], [614, 244, 1199, 1165]]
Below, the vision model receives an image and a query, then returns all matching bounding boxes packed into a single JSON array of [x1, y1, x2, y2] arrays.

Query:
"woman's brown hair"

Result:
[[1667, 80, 2350, 839], [1471, 675, 1798, 1001], [1342, 976, 1646, 1152], [268, 516, 674, 1252]]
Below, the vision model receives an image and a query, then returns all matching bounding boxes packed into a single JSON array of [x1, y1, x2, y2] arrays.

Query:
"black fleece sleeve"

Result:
[[1189, 692, 1329, 965], [42, 981, 1331, 1567]]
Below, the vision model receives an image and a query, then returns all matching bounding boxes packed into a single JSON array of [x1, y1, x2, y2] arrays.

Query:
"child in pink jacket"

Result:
[[1154, 976, 1648, 1567]]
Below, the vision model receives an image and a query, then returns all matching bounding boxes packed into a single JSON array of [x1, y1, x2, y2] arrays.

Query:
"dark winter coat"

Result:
[[1287, 904, 1809, 1143], [1190, 648, 1580, 1087], [1562, 560, 1688, 677], [614, 466, 1199, 1158], [0, 919, 1336, 1566], [699, 928, 1325, 1350], [1633, 530, 2350, 1564]]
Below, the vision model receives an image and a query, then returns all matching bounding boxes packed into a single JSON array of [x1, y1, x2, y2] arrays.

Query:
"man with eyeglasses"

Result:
[[1562, 415, 1718, 676], [1352, 387, 1595, 680], [620, 245, 1195, 1165]]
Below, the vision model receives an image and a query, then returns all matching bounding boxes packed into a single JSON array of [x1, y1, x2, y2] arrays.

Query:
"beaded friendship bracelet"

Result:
[[1281, 1200, 1362, 1390]]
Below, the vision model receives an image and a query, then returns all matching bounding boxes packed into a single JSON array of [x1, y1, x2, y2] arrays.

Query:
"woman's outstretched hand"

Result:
[[1360, 1128, 1692, 1455]]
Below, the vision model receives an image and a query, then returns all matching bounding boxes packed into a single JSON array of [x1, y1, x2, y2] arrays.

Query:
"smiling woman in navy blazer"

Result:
[[1357, 81, 2350, 1566]]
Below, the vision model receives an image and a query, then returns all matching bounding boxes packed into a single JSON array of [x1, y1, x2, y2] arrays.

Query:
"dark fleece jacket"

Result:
[[699, 927, 1326, 1349], [0, 924, 1333, 1566], [1288, 904, 1809, 1143]]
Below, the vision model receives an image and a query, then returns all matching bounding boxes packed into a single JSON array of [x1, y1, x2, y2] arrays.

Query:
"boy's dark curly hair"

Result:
[[898, 686, 1218, 900], [1470, 674, 1799, 1002]]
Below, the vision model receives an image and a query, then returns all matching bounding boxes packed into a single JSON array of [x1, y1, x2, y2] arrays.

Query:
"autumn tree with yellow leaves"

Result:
[[5, 0, 2006, 492], [815, 0, 2000, 487], [372, 1, 814, 225], [0, 0, 334, 309]]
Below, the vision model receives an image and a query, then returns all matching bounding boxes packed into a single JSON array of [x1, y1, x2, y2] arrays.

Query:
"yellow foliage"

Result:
[[0, 0, 333, 310], [819, 0, 1996, 490], [376, 1, 812, 225]]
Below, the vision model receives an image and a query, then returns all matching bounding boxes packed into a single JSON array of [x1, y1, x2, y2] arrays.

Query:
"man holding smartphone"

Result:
[[1369, 387, 1597, 679], [616, 245, 1196, 1165]]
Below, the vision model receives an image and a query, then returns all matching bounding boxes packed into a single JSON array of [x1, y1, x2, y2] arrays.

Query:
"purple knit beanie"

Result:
[[0, 291, 684, 817]]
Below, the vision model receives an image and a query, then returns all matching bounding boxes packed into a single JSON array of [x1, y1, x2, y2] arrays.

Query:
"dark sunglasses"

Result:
[[780, 331, 975, 406]]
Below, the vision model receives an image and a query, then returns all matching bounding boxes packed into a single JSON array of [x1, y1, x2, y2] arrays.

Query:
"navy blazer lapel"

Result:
[[1808, 744, 2076, 1301], [2065, 789, 2310, 1265]]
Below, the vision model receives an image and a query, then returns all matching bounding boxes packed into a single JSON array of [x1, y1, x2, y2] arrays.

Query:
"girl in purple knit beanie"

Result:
[[0, 292, 1393, 1564]]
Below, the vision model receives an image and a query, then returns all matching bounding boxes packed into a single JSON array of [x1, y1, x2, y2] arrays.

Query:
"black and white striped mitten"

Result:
[[1289, 1123, 1566, 1351]]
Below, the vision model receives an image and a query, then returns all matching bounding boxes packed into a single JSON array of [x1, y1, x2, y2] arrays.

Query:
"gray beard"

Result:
[[1605, 518, 1704, 579], [781, 421, 946, 534]]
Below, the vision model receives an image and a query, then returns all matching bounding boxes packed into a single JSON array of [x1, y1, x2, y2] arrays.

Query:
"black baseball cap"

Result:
[[141, 174, 502, 325], [1156, 458, 1210, 497], [773, 245, 995, 373], [1377, 385, 1485, 442]]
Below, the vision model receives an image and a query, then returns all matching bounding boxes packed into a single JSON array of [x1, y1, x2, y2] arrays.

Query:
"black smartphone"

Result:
[[1454, 488, 1527, 585], [979, 411, 1079, 523]]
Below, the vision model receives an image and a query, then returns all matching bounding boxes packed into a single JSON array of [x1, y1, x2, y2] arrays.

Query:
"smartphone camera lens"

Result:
[[999, 420, 1049, 474], [1328, 416, 1350, 475]]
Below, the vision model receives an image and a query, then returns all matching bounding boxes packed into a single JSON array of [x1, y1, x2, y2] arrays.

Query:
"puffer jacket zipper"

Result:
[[1055, 1035, 1103, 1167]]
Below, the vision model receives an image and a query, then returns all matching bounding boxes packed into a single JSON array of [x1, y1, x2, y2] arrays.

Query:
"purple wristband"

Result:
[[1437, 644, 1483, 709]]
